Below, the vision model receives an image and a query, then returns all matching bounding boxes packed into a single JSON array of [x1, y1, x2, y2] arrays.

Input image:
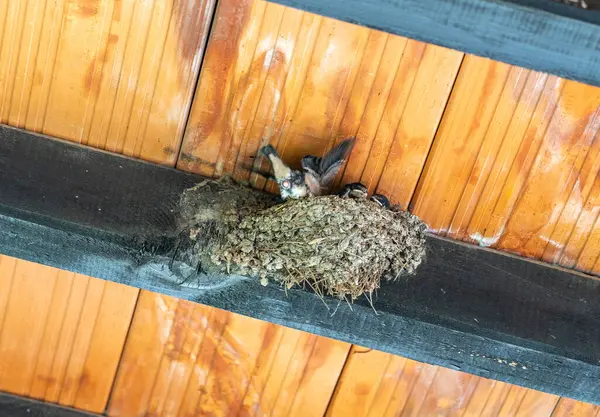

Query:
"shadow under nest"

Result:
[[174, 177, 427, 303]]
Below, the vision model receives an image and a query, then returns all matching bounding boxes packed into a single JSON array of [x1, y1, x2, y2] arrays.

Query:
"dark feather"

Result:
[[319, 160, 344, 186], [260, 144, 279, 158], [304, 172, 320, 195], [301, 138, 356, 192], [371, 194, 391, 209], [301, 155, 320, 176], [319, 138, 355, 175]]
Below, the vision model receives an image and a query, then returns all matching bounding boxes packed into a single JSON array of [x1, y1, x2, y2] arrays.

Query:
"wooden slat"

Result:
[[0, 0, 215, 164], [0, 258, 137, 412], [508, 390, 560, 417], [179, 0, 462, 207], [107, 292, 350, 416], [0, 1, 215, 413], [460, 379, 512, 417], [552, 398, 600, 416], [325, 348, 395, 416], [327, 348, 566, 417], [411, 55, 600, 276], [268, 0, 600, 87]]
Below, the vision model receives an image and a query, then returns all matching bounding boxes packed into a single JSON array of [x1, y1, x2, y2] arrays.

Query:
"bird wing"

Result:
[[316, 138, 356, 189], [301, 155, 320, 176], [304, 172, 322, 196], [319, 138, 355, 173]]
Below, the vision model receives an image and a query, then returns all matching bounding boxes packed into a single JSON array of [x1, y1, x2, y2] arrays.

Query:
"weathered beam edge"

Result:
[[0, 392, 101, 416], [1, 125, 600, 404], [2, 211, 600, 405], [267, 0, 600, 87], [2, 210, 600, 406]]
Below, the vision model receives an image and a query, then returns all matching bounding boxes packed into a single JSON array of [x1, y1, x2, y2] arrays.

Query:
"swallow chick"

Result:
[[338, 182, 392, 210], [260, 138, 356, 200], [338, 182, 368, 199], [370, 194, 391, 209]]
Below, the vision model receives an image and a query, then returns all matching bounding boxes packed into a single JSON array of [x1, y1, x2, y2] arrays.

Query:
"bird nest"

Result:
[[180, 179, 427, 301]]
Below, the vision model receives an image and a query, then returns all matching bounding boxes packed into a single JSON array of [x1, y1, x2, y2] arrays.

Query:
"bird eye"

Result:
[[282, 180, 291, 189]]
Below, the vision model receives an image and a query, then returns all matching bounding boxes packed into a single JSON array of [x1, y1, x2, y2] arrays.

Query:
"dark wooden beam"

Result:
[[0, 392, 100, 417], [267, 0, 600, 87], [0, 125, 599, 404]]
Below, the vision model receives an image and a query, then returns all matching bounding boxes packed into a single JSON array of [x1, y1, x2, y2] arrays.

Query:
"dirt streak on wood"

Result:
[[411, 55, 600, 276], [179, 0, 463, 209], [107, 292, 350, 416]]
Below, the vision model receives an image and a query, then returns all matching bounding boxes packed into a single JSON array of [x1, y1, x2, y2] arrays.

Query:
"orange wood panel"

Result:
[[325, 348, 394, 417], [506, 390, 560, 417], [460, 378, 512, 417], [179, 0, 463, 208], [0, 258, 137, 412], [0, 0, 215, 165], [0, 0, 215, 413], [107, 292, 350, 416], [327, 347, 479, 417], [551, 397, 600, 416], [327, 347, 569, 417], [411, 55, 600, 275], [461, 382, 560, 417]]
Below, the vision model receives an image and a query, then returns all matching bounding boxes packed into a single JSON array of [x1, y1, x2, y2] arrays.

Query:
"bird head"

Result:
[[278, 170, 311, 199], [338, 182, 368, 199], [260, 145, 310, 200], [370, 194, 391, 209]]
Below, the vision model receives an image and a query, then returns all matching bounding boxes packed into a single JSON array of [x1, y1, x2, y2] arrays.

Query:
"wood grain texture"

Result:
[[268, 0, 600, 87], [327, 347, 564, 417], [412, 55, 600, 275], [0, 256, 137, 413], [107, 292, 350, 417], [179, 0, 463, 207], [0, 1, 215, 413], [0, 0, 215, 164], [551, 397, 600, 416]]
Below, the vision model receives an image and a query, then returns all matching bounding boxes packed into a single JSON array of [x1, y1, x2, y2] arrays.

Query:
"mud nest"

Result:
[[187, 185, 428, 300]]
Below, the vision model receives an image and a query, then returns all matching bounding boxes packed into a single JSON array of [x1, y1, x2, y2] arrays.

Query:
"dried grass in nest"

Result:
[[208, 196, 427, 301]]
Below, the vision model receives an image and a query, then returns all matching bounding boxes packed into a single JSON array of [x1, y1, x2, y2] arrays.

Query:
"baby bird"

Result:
[[370, 193, 391, 209], [260, 138, 355, 200], [338, 182, 368, 199], [338, 182, 392, 209]]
